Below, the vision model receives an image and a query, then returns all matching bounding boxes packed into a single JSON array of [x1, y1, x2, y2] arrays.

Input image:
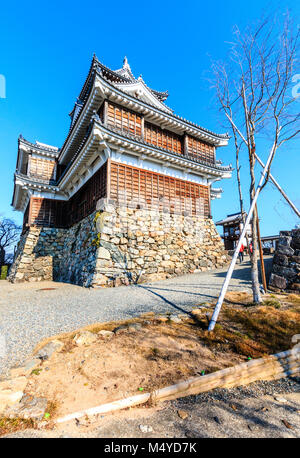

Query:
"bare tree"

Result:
[[211, 13, 299, 304], [231, 109, 250, 249], [0, 218, 21, 269]]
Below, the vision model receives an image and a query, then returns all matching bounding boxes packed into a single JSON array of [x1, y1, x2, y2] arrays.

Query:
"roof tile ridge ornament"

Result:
[[92, 53, 100, 68], [123, 56, 131, 71], [113, 56, 136, 82]]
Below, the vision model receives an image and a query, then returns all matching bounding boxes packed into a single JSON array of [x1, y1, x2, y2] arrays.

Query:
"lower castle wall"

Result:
[[8, 204, 229, 287]]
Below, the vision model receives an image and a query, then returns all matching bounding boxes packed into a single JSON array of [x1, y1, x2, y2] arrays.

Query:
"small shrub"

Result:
[[0, 265, 8, 280], [31, 368, 42, 376], [263, 298, 281, 309]]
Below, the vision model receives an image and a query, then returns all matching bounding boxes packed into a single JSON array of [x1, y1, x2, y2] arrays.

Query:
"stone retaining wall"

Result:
[[8, 203, 229, 287], [269, 229, 300, 292], [8, 227, 66, 283]]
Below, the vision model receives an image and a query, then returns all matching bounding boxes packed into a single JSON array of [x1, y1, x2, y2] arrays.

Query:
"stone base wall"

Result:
[[269, 229, 300, 292], [8, 227, 67, 283], [8, 203, 229, 287]]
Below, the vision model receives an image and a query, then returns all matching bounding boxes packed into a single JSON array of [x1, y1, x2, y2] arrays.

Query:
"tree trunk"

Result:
[[250, 207, 262, 303], [248, 130, 262, 304], [235, 142, 250, 252], [249, 156, 262, 303]]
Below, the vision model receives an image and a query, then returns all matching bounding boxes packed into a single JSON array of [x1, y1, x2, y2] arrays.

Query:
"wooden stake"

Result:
[[255, 204, 267, 293], [55, 347, 300, 424]]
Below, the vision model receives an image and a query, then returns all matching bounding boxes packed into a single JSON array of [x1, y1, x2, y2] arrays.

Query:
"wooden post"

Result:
[[183, 133, 188, 156], [141, 116, 145, 140], [106, 157, 111, 201], [28, 197, 33, 227], [208, 184, 212, 219], [255, 204, 267, 293], [103, 100, 108, 126]]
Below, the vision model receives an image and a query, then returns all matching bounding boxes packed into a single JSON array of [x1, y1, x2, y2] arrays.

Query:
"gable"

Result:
[[113, 79, 173, 114]]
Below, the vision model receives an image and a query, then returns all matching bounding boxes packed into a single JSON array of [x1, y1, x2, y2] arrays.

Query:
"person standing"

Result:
[[239, 243, 244, 263]]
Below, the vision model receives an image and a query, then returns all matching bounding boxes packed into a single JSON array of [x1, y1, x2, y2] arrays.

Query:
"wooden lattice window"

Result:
[[29, 157, 56, 181], [144, 122, 183, 155], [187, 136, 215, 164], [27, 162, 108, 228], [66, 162, 107, 226], [110, 162, 209, 217], [107, 102, 142, 136], [30, 198, 57, 227]]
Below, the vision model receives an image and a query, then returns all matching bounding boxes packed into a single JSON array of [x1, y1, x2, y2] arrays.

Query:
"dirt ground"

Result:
[[26, 321, 244, 419], [3, 379, 300, 438], [1, 290, 299, 437], [20, 293, 300, 418]]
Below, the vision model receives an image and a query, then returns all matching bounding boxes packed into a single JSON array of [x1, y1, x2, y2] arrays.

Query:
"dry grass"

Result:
[[188, 291, 300, 358], [45, 400, 58, 417], [223, 306, 300, 355], [0, 417, 36, 436], [287, 294, 300, 307], [224, 291, 254, 306]]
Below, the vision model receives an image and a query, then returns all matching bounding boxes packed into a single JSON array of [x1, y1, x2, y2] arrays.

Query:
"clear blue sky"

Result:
[[0, 0, 299, 237]]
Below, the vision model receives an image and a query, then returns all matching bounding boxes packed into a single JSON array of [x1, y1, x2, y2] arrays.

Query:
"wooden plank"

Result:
[[110, 161, 209, 217]]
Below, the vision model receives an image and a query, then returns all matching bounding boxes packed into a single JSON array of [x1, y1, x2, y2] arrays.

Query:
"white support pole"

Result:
[[208, 142, 276, 331], [224, 112, 300, 218]]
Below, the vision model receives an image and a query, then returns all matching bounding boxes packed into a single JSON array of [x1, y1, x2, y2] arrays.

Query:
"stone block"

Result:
[[278, 236, 292, 247], [73, 331, 97, 346], [291, 237, 300, 250], [0, 376, 28, 414], [273, 265, 297, 279], [277, 246, 294, 256], [273, 253, 289, 266], [269, 273, 287, 290], [97, 247, 111, 260], [5, 395, 48, 420], [35, 339, 64, 360]]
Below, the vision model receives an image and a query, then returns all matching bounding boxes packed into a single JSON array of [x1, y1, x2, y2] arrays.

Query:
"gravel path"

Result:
[[0, 256, 272, 376]]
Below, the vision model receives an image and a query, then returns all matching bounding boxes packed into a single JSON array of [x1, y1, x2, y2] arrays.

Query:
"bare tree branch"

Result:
[[210, 12, 299, 303]]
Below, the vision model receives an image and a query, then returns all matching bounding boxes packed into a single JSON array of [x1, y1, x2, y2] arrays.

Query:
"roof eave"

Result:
[[96, 74, 229, 145]]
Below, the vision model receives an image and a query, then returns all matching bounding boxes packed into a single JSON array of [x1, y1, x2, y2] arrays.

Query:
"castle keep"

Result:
[[9, 57, 232, 287]]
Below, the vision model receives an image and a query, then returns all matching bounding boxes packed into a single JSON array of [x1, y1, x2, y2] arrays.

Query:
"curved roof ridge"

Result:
[[94, 56, 170, 103], [18, 135, 60, 153]]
